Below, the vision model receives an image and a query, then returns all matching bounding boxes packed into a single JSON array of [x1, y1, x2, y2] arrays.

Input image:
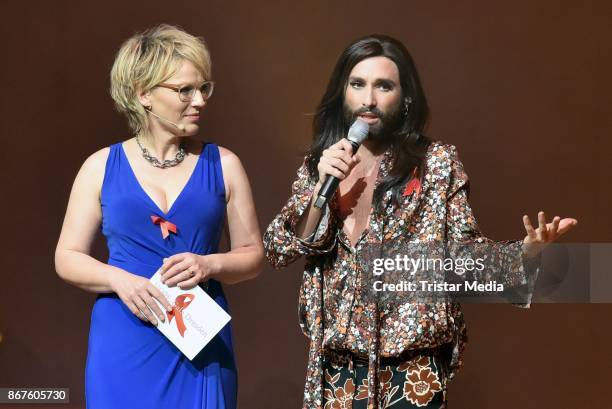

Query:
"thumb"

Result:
[[557, 218, 578, 235]]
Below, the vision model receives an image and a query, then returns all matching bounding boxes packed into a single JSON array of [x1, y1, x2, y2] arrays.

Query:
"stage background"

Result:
[[1, 1, 610, 408]]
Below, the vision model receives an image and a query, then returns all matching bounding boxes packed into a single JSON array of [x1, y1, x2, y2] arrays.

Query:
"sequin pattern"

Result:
[[264, 142, 530, 408]]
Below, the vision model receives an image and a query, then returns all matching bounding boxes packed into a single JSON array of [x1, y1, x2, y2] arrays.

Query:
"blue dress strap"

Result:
[[196, 143, 226, 197], [101, 143, 122, 188]]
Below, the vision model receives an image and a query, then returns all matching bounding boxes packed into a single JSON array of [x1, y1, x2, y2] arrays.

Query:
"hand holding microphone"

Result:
[[314, 120, 369, 209]]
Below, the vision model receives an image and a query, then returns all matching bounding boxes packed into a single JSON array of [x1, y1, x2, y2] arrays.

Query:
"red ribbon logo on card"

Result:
[[167, 294, 195, 337]]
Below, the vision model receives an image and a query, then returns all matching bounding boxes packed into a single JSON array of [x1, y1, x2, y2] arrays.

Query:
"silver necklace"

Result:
[[136, 136, 187, 169]]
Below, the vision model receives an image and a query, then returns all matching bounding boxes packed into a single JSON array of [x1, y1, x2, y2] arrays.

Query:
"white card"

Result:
[[150, 270, 231, 360]]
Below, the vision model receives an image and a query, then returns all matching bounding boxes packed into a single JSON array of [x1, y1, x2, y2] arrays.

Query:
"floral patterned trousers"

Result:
[[323, 348, 448, 408]]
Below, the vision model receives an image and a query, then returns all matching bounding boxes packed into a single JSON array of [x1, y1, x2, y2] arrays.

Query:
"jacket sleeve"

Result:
[[445, 145, 539, 306], [263, 160, 337, 269]]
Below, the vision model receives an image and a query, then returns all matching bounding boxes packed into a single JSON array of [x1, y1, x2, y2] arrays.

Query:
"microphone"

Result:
[[146, 108, 186, 132], [313, 119, 369, 209]]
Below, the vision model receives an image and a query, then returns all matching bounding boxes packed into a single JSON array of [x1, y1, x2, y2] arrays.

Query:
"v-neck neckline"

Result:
[[119, 142, 205, 217], [339, 151, 390, 251]]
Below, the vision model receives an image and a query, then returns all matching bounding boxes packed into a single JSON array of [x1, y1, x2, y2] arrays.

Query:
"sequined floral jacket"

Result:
[[264, 142, 533, 408]]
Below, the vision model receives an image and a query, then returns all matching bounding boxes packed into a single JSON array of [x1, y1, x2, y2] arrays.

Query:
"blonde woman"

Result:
[[55, 25, 263, 408]]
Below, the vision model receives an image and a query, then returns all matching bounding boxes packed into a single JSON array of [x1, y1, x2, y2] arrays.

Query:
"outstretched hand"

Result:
[[522, 211, 578, 258]]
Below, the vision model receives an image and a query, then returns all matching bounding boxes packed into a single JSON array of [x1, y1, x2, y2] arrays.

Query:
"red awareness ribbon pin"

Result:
[[167, 294, 195, 337], [403, 171, 422, 197], [151, 215, 178, 239]]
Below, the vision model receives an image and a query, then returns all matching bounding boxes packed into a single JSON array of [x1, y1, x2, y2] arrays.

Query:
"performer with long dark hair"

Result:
[[55, 25, 263, 408], [264, 34, 576, 408]]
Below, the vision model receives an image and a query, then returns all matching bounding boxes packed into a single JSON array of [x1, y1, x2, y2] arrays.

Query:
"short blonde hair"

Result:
[[110, 24, 211, 133]]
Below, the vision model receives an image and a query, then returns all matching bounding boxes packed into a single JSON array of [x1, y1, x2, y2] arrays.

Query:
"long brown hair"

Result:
[[306, 34, 431, 211]]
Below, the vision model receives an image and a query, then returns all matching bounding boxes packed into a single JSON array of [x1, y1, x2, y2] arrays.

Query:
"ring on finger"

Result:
[[184, 266, 195, 278]]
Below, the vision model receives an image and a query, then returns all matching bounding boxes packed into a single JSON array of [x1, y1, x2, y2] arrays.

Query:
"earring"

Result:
[[144, 105, 152, 111], [403, 97, 413, 115]]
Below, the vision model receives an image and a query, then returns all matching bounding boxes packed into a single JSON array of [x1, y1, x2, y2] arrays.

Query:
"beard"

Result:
[[343, 102, 403, 141]]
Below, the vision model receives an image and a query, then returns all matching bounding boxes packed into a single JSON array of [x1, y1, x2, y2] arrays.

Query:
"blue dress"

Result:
[[85, 142, 237, 409]]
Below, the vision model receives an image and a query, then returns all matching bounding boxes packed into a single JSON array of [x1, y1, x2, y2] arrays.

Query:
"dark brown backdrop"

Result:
[[1, 1, 610, 408]]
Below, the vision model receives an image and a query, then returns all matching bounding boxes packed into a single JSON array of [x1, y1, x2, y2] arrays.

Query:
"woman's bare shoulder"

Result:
[[81, 147, 110, 175], [217, 145, 244, 174], [217, 145, 238, 160], [73, 146, 113, 192]]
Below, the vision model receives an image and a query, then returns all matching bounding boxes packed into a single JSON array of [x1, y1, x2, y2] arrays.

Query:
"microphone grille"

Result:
[[347, 119, 369, 144]]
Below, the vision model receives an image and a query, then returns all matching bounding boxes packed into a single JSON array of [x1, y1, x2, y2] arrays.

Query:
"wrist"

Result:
[[106, 267, 125, 291], [521, 241, 541, 259], [200, 254, 222, 279], [311, 182, 324, 208]]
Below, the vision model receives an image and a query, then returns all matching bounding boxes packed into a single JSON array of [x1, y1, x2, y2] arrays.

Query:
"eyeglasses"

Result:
[[156, 81, 215, 102]]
